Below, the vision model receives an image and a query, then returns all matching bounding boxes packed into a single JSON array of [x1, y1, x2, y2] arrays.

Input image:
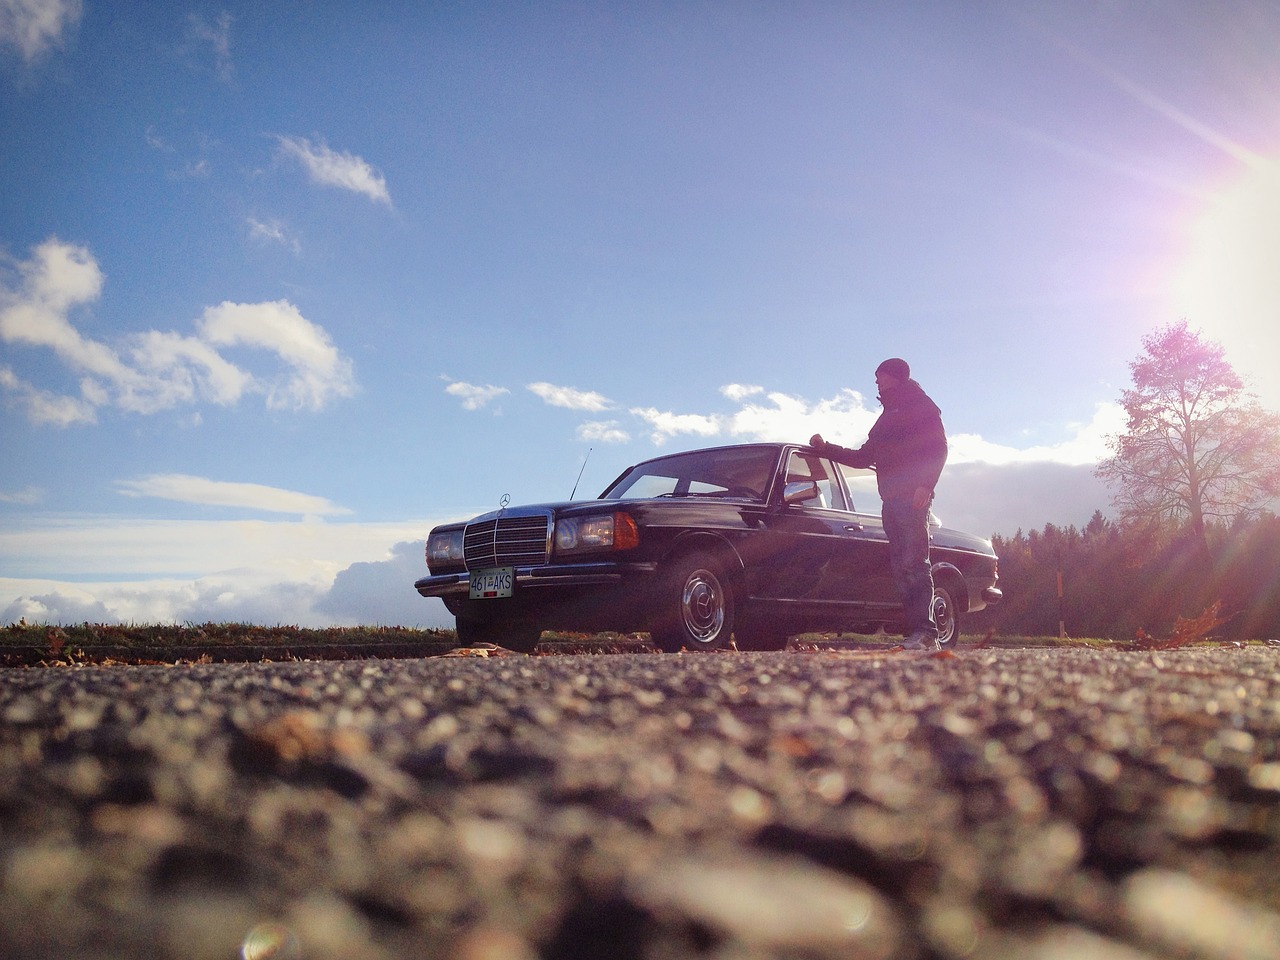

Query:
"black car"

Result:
[[416, 442, 1001, 653]]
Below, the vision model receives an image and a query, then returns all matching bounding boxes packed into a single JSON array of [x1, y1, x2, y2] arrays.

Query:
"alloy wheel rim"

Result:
[[681, 570, 724, 642], [934, 593, 953, 643]]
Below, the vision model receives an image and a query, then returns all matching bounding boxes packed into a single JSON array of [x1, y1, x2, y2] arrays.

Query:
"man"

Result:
[[810, 358, 948, 650]]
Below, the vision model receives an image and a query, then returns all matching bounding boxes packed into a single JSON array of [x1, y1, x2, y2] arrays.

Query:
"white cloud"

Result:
[[0, 364, 96, 425], [947, 403, 1126, 467], [0, 485, 41, 504], [629, 407, 724, 445], [198, 300, 356, 411], [0, 237, 106, 348], [186, 10, 233, 83], [627, 387, 874, 447], [316, 540, 444, 626], [3, 583, 114, 625], [276, 135, 391, 205], [721, 383, 764, 402], [0, 240, 357, 424], [145, 126, 174, 153], [0, 551, 452, 629], [443, 378, 509, 411], [0, 519, 453, 628], [144, 126, 219, 181], [0, 0, 82, 62], [117, 474, 351, 517], [577, 420, 630, 443], [128, 328, 253, 408], [170, 158, 211, 181], [728, 387, 874, 445], [247, 216, 300, 252], [0, 515, 436, 581], [527, 381, 613, 411], [936, 462, 1114, 538]]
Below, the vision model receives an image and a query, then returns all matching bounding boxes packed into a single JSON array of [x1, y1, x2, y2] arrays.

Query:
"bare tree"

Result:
[[1097, 320, 1280, 555]]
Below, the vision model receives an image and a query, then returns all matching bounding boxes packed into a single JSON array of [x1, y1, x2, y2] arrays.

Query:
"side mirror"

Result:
[[783, 481, 820, 506]]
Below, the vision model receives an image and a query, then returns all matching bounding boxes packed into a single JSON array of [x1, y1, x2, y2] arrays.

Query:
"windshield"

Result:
[[601, 447, 778, 502]]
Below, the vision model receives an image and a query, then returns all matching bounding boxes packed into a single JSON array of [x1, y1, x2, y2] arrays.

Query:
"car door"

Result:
[[739, 451, 884, 610], [835, 509, 897, 609], [833, 464, 899, 610]]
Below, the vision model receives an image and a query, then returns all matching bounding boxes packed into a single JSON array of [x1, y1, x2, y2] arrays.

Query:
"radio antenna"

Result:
[[570, 447, 593, 500]]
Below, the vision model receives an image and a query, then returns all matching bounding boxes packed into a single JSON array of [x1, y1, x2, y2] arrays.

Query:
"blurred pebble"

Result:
[[450, 927, 538, 960], [632, 853, 901, 957], [994, 924, 1163, 960], [1123, 868, 1280, 960], [241, 922, 301, 960]]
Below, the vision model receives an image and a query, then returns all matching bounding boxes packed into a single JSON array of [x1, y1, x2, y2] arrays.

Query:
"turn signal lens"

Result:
[[613, 511, 639, 550]]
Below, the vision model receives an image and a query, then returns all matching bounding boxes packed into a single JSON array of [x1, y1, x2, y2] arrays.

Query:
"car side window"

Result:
[[836, 463, 880, 515], [784, 452, 847, 510]]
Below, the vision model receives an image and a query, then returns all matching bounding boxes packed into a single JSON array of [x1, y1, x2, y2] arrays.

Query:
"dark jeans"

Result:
[[881, 496, 936, 638]]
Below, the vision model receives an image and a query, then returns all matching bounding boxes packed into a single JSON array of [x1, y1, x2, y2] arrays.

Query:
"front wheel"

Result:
[[932, 584, 961, 650], [651, 552, 734, 653]]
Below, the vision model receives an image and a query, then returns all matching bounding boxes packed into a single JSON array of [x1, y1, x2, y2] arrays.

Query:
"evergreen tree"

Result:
[[978, 511, 1280, 640]]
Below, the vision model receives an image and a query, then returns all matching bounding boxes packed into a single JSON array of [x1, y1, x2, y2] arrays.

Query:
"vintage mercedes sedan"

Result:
[[416, 442, 1001, 653]]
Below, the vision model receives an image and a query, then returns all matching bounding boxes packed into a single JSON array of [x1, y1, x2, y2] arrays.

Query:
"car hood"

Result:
[[460, 500, 615, 525]]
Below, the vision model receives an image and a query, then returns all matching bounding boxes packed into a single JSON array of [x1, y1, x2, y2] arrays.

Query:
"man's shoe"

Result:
[[901, 630, 940, 651]]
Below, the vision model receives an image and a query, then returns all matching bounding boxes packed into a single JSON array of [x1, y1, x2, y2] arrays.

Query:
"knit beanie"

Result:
[[875, 357, 911, 381]]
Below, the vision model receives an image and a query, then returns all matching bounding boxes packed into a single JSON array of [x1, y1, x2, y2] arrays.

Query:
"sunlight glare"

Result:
[[1175, 161, 1280, 409]]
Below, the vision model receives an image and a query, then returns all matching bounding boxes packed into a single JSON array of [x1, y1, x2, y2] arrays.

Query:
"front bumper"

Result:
[[415, 561, 661, 599]]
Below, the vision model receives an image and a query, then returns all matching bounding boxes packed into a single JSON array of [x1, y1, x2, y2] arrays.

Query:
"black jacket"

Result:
[[816, 379, 947, 502]]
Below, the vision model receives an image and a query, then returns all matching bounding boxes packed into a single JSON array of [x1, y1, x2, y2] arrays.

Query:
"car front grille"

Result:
[[463, 514, 551, 569]]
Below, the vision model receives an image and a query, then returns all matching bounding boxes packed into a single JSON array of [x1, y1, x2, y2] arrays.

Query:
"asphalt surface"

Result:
[[2, 645, 1279, 960]]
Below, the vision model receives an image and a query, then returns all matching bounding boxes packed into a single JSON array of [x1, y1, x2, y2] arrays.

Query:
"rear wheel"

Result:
[[651, 552, 734, 653], [932, 584, 961, 650]]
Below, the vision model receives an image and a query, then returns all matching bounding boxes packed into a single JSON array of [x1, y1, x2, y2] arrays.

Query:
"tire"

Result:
[[455, 617, 542, 653], [651, 552, 734, 653], [932, 584, 961, 650], [734, 614, 789, 652]]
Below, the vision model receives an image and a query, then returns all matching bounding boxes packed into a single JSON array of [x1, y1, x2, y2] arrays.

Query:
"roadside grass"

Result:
[[0, 621, 455, 652], [787, 632, 1111, 650], [0, 621, 1134, 653], [2, 620, 1262, 664]]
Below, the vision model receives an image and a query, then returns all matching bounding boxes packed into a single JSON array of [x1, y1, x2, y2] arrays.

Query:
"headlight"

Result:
[[426, 529, 464, 566], [554, 512, 639, 554]]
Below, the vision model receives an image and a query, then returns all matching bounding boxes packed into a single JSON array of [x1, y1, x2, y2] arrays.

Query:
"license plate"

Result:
[[469, 567, 514, 599]]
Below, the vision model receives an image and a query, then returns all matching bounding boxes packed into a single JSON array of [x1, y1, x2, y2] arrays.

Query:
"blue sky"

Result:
[[2, 0, 1278, 628]]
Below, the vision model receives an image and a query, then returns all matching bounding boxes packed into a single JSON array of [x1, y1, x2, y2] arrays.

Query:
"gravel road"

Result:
[[2, 646, 1279, 960]]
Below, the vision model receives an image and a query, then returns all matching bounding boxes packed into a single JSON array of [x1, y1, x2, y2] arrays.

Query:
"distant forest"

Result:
[[968, 511, 1280, 641]]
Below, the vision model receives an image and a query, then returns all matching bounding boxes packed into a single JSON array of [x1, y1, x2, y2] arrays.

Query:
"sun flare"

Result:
[[1175, 161, 1280, 406]]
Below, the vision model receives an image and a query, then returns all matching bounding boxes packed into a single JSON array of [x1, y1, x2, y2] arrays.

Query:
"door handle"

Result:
[[843, 523, 864, 533]]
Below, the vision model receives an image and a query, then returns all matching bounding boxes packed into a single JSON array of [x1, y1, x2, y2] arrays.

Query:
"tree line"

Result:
[[971, 321, 1280, 641], [969, 510, 1280, 641]]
